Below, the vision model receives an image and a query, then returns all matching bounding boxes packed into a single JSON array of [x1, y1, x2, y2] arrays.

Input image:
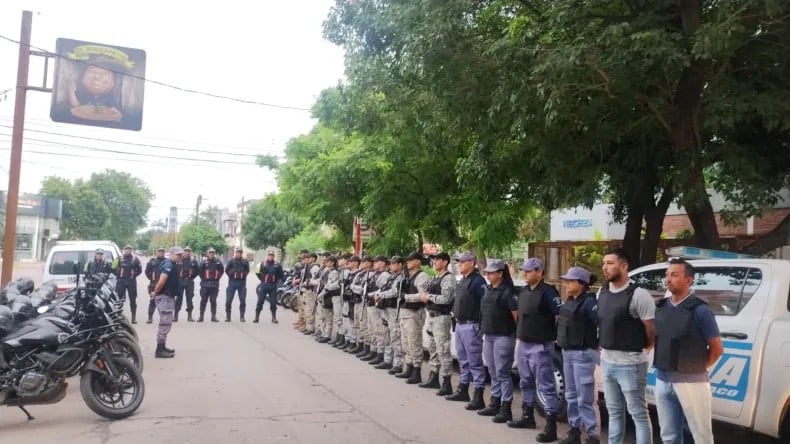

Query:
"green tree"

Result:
[[198, 205, 222, 228], [242, 195, 304, 250], [283, 226, 329, 267], [134, 228, 161, 254], [179, 223, 227, 256]]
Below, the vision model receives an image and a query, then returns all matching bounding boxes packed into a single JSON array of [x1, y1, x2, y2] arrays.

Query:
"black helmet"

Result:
[[12, 278, 35, 295], [9, 295, 34, 323], [0, 305, 13, 336]]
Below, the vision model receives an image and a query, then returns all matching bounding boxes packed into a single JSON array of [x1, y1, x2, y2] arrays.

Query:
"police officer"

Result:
[[175, 246, 199, 322], [255, 251, 284, 323], [510, 257, 562, 441], [419, 252, 456, 396], [292, 248, 310, 330], [339, 255, 361, 351], [373, 256, 404, 373], [558, 266, 600, 444], [197, 247, 225, 322], [114, 245, 142, 321], [446, 252, 487, 410], [225, 247, 250, 322], [398, 252, 429, 383], [317, 255, 341, 343], [477, 259, 518, 424], [654, 258, 722, 444], [85, 248, 113, 274], [362, 256, 388, 364], [330, 254, 350, 348], [350, 256, 374, 357], [149, 246, 184, 358], [301, 253, 321, 335], [144, 247, 166, 325]]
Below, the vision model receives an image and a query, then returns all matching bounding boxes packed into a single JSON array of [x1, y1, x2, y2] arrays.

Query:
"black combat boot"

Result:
[[197, 311, 205, 322], [271, 313, 278, 324], [350, 342, 364, 354], [187, 312, 194, 322], [445, 382, 470, 402], [558, 427, 582, 444], [239, 312, 245, 322], [418, 371, 440, 389], [131, 311, 138, 324], [507, 403, 537, 429], [436, 376, 453, 396], [466, 388, 486, 410], [492, 400, 512, 423], [388, 364, 402, 375], [162, 344, 175, 354], [374, 359, 392, 370], [340, 340, 353, 351], [155, 343, 174, 358], [254, 311, 261, 323], [211, 312, 219, 322], [477, 396, 501, 416], [359, 347, 376, 361], [369, 352, 385, 366], [225, 311, 231, 322], [146, 314, 153, 324], [395, 364, 413, 379], [173, 312, 179, 322], [333, 337, 346, 348], [406, 366, 422, 384], [536, 414, 559, 442]]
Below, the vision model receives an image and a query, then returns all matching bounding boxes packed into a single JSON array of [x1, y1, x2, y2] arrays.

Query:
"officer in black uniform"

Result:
[[85, 248, 113, 274], [255, 251, 284, 323], [144, 247, 166, 325], [175, 246, 199, 322], [225, 247, 250, 322], [114, 244, 142, 321], [197, 247, 224, 322]]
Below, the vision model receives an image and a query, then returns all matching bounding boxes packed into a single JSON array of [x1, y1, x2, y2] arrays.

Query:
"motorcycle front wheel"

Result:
[[80, 357, 145, 420], [109, 336, 144, 373]]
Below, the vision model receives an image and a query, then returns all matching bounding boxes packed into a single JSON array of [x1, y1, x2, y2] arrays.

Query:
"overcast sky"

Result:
[[0, 1, 345, 226]]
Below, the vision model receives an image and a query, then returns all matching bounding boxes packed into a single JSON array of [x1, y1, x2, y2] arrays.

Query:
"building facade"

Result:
[[0, 192, 63, 261]]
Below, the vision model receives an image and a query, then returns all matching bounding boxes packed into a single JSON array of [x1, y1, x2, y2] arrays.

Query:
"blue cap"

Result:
[[521, 257, 545, 271], [483, 259, 506, 273], [560, 266, 592, 284], [455, 252, 475, 262]]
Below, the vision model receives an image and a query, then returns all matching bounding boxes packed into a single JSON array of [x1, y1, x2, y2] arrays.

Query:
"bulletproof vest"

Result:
[[426, 272, 453, 315], [341, 269, 354, 300], [321, 269, 341, 298], [227, 259, 247, 280], [556, 293, 598, 350], [401, 270, 424, 310], [178, 258, 196, 279], [516, 281, 557, 343], [162, 259, 181, 296], [653, 296, 709, 374], [368, 271, 382, 292], [201, 260, 222, 281], [147, 258, 164, 282], [598, 283, 647, 352], [260, 262, 279, 284], [453, 272, 485, 322], [480, 285, 516, 336], [378, 273, 400, 308], [117, 255, 138, 280]]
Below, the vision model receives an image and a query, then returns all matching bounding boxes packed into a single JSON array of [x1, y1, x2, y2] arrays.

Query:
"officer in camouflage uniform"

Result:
[[363, 256, 389, 365], [317, 255, 340, 343], [351, 256, 373, 357], [329, 254, 350, 347], [373, 256, 405, 374], [397, 252, 429, 383], [419, 252, 457, 396], [337, 254, 359, 350], [301, 253, 321, 335]]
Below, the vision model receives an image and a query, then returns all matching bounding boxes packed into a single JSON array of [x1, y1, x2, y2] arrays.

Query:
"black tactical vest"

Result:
[[516, 281, 557, 343], [598, 283, 647, 352], [116, 256, 138, 281], [321, 269, 341, 298], [426, 272, 453, 315], [480, 285, 516, 336], [556, 293, 598, 350], [654, 296, 709, 374], [401, 270, 425, 310], [453, 272, 485, 322]]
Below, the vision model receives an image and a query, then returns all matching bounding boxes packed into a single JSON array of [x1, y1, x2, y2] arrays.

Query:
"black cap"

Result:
[[184, 246, 192, 252], [308, 252, 318, 259], [319, 251, 330, 257], [326, 255, 339, 265], [340, 253, 352, 260], [157, 247, 166, 252], [349, 255, 361, 263], [390, 256, 404, 265], [434, 252, 451, 261], [406, 252, 423, 262], [373, 255, 387, 262], [207, 247, 216, 253], [95, 248, 104, 254], [299, 248, 310, 254], [361, 255, 373, 263]]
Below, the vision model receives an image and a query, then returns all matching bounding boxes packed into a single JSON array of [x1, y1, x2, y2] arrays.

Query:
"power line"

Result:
[[0, 124, 284, 158], [0, 34, 314, 112]]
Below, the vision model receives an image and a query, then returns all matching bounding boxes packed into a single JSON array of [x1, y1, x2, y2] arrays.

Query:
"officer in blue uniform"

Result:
[[225, 247, 250, 322], [255, 251, 284, 323], [149, 246, 184, 358], [144, 247, 166, 325], [510, 257, 562, 442], [114, 245, 142, 322]]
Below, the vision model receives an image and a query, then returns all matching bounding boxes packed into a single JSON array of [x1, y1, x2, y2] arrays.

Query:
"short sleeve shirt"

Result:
[[600, 281, 655, 365], [159, 259, 180, 296]]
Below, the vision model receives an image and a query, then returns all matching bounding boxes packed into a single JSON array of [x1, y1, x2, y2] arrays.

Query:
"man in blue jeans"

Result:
[[654, 258, 722, 444], [599, 248, 656, 444]]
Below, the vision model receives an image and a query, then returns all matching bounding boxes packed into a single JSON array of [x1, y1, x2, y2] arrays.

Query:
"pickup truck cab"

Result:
[[629, 257, 790, 440]]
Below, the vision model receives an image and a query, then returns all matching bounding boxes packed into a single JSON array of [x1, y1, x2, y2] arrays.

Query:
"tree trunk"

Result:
[[622, 195, 645, 269], [641, 186, 674, 265], [416, 231, 424, 255]]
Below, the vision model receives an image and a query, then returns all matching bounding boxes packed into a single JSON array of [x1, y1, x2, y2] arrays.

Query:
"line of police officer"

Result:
[[88, 245, 285, 325]]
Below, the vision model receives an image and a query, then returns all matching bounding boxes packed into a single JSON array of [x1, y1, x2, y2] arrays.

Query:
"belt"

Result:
[[428, 310, 450, 318], [456, 319, 479, 325]]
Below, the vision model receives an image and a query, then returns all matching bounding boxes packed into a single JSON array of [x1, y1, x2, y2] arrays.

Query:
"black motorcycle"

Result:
[[0, 276, 145, 420]]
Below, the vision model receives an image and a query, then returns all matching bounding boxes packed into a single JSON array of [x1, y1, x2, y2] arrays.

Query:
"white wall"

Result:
[[550, 204, 626, 241]]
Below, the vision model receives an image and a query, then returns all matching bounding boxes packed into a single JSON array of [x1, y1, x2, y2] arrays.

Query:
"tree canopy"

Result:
[[242, 195, 304, 250], [179, 223, 228, 256]]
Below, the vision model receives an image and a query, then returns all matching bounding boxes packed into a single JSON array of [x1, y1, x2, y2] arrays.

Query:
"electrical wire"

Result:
[[0, 34, 314, 112]]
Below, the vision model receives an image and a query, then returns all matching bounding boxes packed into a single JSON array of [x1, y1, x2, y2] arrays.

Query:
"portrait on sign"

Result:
[[50, 38, 146, 131]]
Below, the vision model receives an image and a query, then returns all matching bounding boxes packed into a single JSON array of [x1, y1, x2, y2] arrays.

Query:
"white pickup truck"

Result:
[[627, 257, 790, 440]]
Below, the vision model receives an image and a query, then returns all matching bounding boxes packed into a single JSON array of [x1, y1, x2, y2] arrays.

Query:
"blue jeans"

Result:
[[564, 349, 600, 437], [655, 379, 714, 444], [601, 361, 653, 444], [483, 334, 516, 402]]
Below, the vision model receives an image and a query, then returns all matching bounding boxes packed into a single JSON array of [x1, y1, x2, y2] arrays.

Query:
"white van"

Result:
[[42, 241, 122, 292]]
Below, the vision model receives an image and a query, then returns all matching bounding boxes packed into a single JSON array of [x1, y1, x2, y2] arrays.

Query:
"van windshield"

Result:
[[48, 250, 116, 275]]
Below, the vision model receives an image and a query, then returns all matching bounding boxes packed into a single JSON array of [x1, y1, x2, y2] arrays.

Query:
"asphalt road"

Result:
[[0, 261, 780, 443]]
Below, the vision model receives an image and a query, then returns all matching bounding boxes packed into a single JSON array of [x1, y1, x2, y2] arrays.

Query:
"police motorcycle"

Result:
[[276, 272, 299, 311], [0, 272, 145, 420]]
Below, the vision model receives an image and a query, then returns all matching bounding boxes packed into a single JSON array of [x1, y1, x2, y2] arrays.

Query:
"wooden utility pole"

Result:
[[1, 11, 32, 286]]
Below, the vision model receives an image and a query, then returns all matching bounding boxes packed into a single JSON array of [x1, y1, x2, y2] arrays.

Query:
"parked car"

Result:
[[42, 240, 122, 292]]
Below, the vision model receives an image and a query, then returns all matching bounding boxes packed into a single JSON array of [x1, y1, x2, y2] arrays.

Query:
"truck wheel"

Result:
[[534, 348, 567, 422]]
